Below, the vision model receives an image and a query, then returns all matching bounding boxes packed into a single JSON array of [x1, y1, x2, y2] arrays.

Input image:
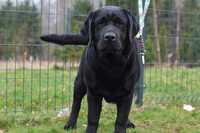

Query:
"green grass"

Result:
[[0, 67, 200, 133]]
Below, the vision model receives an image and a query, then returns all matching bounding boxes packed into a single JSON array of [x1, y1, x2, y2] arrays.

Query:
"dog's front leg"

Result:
[[114, 94, 133, 133], [86, 91, 102, 133]]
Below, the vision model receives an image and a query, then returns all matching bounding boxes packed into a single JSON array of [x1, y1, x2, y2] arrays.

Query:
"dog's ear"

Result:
[[80, 12, 95, 47], [123, 9, 139, 43]]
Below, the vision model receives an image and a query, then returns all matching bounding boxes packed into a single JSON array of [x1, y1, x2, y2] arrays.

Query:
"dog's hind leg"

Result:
[[64, 75, 86, 130], [126, 119, 135, 128]]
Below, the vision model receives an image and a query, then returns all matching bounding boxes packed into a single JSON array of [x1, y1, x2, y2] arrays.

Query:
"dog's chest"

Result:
[[91, 79, 130, 103], [84, 48, 131, 102], [92, 71, 130, 101]]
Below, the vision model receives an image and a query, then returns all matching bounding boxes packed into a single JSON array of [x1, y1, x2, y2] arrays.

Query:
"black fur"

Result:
[[40, 34, 88, 45], [64, 6, 140, 133]]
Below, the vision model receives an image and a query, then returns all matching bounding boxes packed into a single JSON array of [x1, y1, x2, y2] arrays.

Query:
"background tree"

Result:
[[0, 0, 41, 60], [152, 0, 161, 63]]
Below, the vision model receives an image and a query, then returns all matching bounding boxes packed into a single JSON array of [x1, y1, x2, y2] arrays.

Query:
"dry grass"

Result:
[[0, 60, 79, 70]]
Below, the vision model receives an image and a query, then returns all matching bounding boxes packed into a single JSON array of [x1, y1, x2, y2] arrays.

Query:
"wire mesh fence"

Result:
[[0, 0, 200, 113]]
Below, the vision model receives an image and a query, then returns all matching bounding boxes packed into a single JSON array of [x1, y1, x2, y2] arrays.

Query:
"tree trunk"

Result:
[[152, 0, 161, 64], [175, 0, 184, 64]]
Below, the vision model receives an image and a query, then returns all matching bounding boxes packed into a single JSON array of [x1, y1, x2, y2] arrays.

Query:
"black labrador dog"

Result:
[[64, 6, 140, 133]]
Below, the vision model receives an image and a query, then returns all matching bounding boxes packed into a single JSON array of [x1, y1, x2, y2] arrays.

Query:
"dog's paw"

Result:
[[64, 121, 77, 130], [126, 120, 135, 128]]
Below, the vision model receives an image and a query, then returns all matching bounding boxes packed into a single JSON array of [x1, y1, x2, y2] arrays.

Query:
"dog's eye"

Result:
[[96, 18, 107, 25], [112, 17, 125, 25], [115, 20, 125, 26]]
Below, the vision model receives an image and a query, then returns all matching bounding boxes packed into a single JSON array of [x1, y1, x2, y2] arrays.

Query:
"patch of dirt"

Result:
[[0, 129, 4, 133]]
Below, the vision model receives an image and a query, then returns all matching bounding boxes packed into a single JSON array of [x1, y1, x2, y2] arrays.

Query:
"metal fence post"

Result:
[[135, 0, 150, 107], [135, 36, 145, 107]]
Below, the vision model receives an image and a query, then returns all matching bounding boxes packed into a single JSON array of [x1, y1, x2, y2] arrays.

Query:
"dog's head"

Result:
[[81, 6, 139, 58]]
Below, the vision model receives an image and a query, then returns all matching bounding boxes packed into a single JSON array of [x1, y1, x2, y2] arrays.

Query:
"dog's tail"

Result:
[[40, 34, 88, 45]]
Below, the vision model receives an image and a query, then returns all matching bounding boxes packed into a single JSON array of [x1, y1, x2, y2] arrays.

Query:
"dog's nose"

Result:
[[104, 32, 116, 41]]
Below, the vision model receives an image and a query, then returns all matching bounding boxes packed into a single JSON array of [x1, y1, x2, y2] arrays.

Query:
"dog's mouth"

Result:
[[97, 39, 122, 52], [100, 49, 122, 58], [99, 49, 125, 66], [102, 48, 121, 53]]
